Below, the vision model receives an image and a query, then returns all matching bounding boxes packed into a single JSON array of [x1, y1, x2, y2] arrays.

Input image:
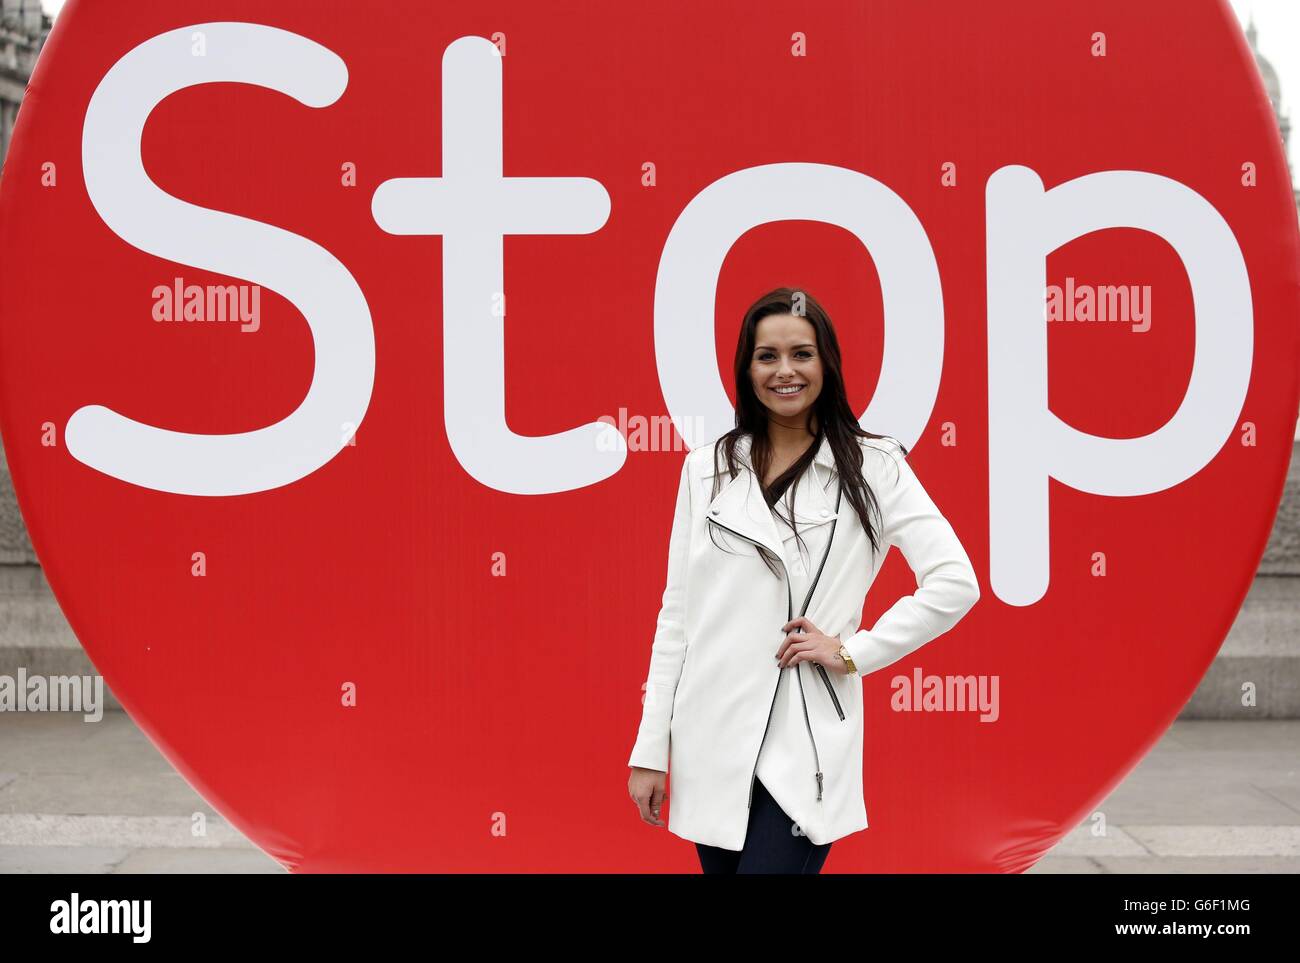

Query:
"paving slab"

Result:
[[0, 711, 1296, 873]]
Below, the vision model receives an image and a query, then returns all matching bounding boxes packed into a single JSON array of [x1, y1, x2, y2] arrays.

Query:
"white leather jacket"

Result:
[[628, 432, 980, 850]]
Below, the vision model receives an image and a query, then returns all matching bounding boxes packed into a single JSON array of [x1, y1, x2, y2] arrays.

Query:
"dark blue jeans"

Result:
[[695, 778, 832, 874]]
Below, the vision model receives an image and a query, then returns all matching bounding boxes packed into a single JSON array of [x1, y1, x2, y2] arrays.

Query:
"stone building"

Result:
[[0, 0, 47, 572], [0, 0, 49, 164], [1246, 13, 1300, 214]]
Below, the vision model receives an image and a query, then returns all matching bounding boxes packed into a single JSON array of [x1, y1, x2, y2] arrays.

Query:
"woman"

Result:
[[626, 286, 981, 874]]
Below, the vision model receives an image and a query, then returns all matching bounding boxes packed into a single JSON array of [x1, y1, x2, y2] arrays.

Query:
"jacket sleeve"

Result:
[[626, 454, 694, 772], [841, 442, 980, 677]]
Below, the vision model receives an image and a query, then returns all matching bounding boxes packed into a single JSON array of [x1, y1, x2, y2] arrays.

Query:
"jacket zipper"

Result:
[[800, 485, 848, 724], [815, 663, 846, 721], [708, 482, 844, 809]]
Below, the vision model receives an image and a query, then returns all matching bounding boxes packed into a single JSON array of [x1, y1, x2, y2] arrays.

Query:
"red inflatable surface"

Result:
[[0, 0, 1296, 871]]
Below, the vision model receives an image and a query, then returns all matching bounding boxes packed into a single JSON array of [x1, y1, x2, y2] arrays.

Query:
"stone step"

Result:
[[0, 565, 123, 710]]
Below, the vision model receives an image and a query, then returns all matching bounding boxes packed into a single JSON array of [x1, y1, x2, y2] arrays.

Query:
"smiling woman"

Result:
[[626, 286, 981, 874]]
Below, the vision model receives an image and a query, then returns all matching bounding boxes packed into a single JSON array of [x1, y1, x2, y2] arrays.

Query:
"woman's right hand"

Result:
[[628, 766, 668, 827]]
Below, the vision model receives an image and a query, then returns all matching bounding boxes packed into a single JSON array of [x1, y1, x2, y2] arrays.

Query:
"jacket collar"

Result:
[[701, 432, 840, 572]]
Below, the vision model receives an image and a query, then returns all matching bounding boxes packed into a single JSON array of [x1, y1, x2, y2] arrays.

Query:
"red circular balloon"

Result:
[[0, 0, 1296, 871]]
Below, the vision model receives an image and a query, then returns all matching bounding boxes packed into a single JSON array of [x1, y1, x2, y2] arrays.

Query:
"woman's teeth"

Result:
[[772, 385, 805, 395]]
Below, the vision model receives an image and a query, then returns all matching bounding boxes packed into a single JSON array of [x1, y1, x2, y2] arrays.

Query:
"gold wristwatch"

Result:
[[837, 644, 858, 674]]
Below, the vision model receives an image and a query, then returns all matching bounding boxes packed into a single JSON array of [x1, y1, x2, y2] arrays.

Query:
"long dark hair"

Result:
[[707, 286, 907, 576]]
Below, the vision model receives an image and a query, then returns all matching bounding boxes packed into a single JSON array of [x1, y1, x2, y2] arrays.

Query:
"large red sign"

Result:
[[0, 0, 1296, 871]]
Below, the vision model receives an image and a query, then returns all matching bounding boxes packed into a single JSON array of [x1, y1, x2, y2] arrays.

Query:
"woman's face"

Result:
[[748, 313, 824, 426]]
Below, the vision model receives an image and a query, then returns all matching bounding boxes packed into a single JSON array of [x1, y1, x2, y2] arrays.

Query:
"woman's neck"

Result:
[[765, 414, 818, 458]]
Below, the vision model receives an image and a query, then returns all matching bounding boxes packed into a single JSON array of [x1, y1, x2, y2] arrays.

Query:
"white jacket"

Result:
[[628, 432, 980, 850]]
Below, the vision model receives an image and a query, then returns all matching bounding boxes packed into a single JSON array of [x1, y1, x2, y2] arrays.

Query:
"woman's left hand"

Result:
[[777, 617, 851, 675]]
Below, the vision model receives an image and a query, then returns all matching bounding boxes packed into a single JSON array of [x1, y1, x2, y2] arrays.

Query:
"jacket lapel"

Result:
[[701, 433, 839, 573]]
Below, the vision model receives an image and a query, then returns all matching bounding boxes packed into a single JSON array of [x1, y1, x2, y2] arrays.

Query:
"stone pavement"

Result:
[[0, 711, 1297, 873], [0, 711, 283, 873]]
